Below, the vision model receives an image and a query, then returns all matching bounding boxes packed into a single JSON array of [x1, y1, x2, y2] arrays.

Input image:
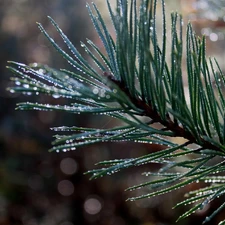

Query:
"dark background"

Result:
[[1, 1, 225, 225]]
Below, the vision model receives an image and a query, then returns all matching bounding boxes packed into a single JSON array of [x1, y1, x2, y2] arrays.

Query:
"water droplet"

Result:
[[93, 88, 99, 94], [32, 63, 38, 67], [23, 84, 29, 88], [52, 94, 60, 99], [99, 89, 106, 97], [37, 69, 45, 75]]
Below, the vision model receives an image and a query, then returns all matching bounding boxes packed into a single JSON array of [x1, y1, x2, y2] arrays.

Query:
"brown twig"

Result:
[[107, 74, 223, 153]]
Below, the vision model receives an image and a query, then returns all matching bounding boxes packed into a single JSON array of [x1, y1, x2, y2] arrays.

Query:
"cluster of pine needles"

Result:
[[7, 0, 225, 224]]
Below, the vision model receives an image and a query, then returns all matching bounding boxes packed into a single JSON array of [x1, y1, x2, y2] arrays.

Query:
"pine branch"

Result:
[[108, 74, 223, 153], [7, 0, 225, 223]]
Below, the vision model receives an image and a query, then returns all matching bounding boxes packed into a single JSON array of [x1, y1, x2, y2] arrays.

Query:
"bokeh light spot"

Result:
[[84, 197, 102, 215], [28, 175, 44, 191], [209, 33, 218, 42], [60, 158, 78, 175], [58, 180, 74, 196]]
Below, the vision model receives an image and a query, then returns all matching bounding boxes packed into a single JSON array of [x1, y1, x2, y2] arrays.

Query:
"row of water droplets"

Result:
[[38, 17, 119, 105], [11, 62, 121, 113], [11, 62, 84, 99]]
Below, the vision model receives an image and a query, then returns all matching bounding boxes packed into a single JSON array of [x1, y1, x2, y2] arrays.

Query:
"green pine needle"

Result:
[[8, 0, 225, 223]]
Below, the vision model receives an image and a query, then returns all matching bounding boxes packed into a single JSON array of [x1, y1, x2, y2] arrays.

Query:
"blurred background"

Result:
[[1, 0, 225, 225]]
